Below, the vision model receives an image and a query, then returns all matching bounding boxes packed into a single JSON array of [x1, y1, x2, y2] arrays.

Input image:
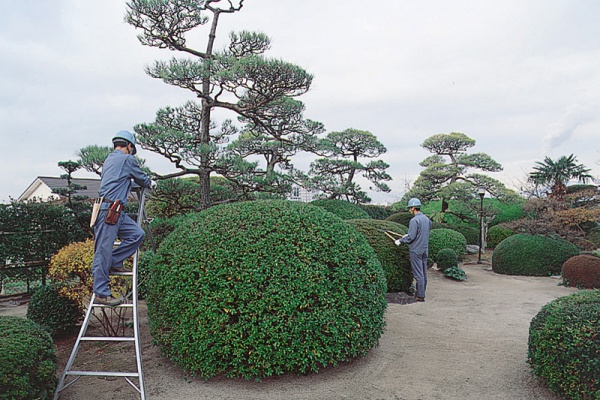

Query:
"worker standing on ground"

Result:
[[395, 198, 432, 302], [91, 130, 155, 306]]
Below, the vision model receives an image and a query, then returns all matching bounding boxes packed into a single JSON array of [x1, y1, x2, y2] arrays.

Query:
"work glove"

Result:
[[394, 239, 401, 246], [150, 180, 157, 190]]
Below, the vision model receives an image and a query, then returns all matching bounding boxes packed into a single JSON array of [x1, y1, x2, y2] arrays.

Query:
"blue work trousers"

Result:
[[410, 251, 428, 299], [92, 210, 145, 297]]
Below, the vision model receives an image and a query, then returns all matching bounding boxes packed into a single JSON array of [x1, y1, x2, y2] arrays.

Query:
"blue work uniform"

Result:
[[91, 150, 152, 298], [400, 211, 432, 299]]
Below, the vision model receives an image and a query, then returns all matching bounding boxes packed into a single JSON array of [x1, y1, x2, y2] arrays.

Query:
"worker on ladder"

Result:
[[90, 130, 155, 306]]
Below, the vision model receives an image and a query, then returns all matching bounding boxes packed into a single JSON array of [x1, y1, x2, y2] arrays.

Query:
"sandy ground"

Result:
[[1, 255, 578, 400]]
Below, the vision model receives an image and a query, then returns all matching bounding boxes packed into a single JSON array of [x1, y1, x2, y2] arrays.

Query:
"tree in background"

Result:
[[403, 132, 514, 216], [126, 0, 316, 209], [305, 128, 391, 203], [529, 154, 593, 199], [52, 161, 93, 236]]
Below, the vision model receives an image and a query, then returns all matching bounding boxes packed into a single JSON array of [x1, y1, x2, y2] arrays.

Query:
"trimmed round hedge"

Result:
[[428, 229, 467, 260], [310, 199, 371, 220], [561, 255, 600, 289], [528, 290, 600, 399], [436, 248, 458, 272], [26, 284, 83, 337], [357, 204, 395, 220], [147, 200, 387, 379], [0, 316, 57, 399], [346, 219, 411, 292], [492, 234, 579, 276], [486, 224, 515, 250], [385, 211, 413, 227]]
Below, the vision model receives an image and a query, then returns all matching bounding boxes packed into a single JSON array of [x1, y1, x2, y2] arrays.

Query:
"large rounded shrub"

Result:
[[310, 199, 371, 220], [385, 211, 413, 227], [147, 200, 387, 379], [346, 219, 410, 292], [0, 316, 57, 399], [561, 255, 600, 289], [492, 234, 579, 276], [49, 240, 130, 310], [528, 290, 600, 399], [486, 224, 515, 249], [428, 228, 467, 260], [26, 284, 83, 337], [446, 224, 479, 246]]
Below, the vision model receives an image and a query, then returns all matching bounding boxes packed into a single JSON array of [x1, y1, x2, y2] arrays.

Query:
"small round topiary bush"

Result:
[[346, 219, 410, 292], [443, 224, 479, 246], [492, 234, 580, 276], [0, 316, 58, 399], [310, 199, 372, 220], [528, 290, 600, 399], [428, 228, 467, 260], [49, 239, 130, 310], [436, 248, 458, 272], [26, 284, 83, 337], [385, 211, 413, 227], [486, 224, 515, 249], [147, 200, 387, 379], [561, 255, 600, 289]]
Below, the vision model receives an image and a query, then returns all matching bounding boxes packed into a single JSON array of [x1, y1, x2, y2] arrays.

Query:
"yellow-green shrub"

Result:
[[49, 239, 130, 309]]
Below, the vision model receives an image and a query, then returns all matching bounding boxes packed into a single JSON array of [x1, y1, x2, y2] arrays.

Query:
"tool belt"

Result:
[[104, 199, 123, 225]]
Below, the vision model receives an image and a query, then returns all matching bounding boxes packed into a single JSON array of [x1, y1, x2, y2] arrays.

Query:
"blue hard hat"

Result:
[[407, 198, 422, 208], [112, 130, 137, 155]]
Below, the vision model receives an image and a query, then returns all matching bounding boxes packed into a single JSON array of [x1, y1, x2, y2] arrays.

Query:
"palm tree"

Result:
[[529, 154, 593, 198]]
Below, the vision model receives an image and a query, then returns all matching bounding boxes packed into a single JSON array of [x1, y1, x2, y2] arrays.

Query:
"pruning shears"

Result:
[[378, 229, 405, 242]]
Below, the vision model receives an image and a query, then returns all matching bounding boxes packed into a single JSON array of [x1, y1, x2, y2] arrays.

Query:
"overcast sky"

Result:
[[1, 0, 599, 204]]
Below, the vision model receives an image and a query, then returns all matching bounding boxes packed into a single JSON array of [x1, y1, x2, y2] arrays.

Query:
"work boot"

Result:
[[109, 266, 132, 274], [95, 295, 124, 307]]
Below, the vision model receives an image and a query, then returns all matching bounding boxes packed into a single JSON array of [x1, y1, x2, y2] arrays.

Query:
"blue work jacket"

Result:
[[98, 150, 151, 205], [400, 211, 432, 254]]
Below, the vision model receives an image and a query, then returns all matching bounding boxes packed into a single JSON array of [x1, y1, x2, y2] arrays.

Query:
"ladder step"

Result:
[[110, 271, 134, 276], [81, 336, 135, 342], [91, 303, 134, 308], [66, 371, 139, 378]]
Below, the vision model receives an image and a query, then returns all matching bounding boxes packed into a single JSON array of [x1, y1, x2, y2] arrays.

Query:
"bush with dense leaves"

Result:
[[147, 200, 387, 380], [486, 224, 515, 249], [436, 248, 458, 272], [429, 229, 467, 260], [444, 224, 479, 245], [346, 219, 410, 292], [385, 211, 413, 227], [357, 204, 395, 220], [0, 316, 57, 400], [492, 234, 579, 276], [26, 285, 82, 337], [443, 266, 467, 281], [561, 255, 600, 289], [528, 290, 600, 399], [310, 199, 371, 220], [49, 239, 130, 310]]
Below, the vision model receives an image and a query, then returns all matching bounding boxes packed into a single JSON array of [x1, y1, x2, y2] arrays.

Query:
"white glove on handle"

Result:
[[150, 180, 157, 190], [394, 239, 401, 246]]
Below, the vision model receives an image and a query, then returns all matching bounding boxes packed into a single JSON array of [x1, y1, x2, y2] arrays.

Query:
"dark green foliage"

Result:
[[147, 200, 387, 379], [561, 255, 600, 289], [492, 234, 579, 276], [488, 199, 525, 226], [346, 219, 410, 292], [385, 211, 413, 227], [528, 290, 600, 399], [137, 251, 155, 299], [143, 214, 194, 251], [26, 285, 82, 337], [436, 248, 458, 272], [443, 224, 479, 245], [0, 316, 57, 400], [443, 266, 467, 281], [357, 204, 395, 220], [310, 199, 371, 220], [486, 224, 515, 249], [429, 229, 467, 260], [0, 201, 89, 281]]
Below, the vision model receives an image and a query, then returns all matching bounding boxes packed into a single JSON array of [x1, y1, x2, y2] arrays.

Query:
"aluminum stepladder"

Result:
[[54, 187, 151, 400]]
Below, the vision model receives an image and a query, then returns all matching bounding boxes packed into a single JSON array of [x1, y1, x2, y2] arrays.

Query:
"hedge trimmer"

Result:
[[378, 229, 406, 243]]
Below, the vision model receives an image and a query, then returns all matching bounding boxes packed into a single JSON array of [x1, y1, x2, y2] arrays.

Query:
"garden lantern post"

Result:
[[477, 187, 485, 263]]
